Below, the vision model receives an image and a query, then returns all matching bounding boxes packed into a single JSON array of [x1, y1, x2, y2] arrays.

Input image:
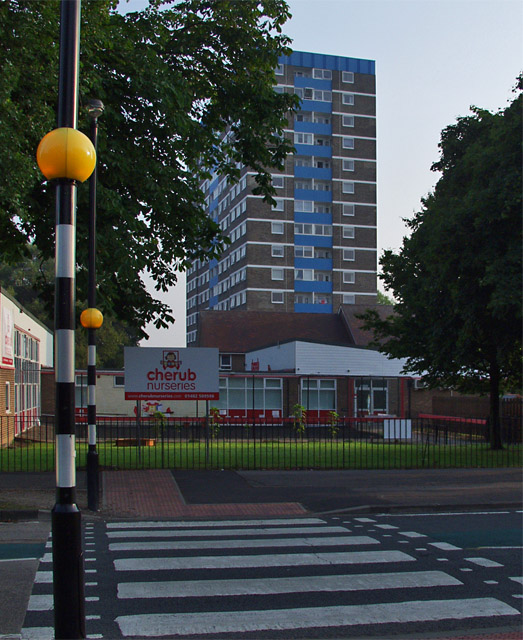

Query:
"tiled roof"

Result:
[[197, 310, 355, 352], [338, 304, 395, 347]]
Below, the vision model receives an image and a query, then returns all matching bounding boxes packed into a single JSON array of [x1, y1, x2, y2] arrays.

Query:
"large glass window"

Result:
[[216, 377, 283, 412], [301, 379, 336, 411], [13, 330, 40, 416], [355, 379, 388, 414]]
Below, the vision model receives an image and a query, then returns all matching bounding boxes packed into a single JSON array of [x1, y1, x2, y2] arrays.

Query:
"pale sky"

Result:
[[117, 0, 523, 347]]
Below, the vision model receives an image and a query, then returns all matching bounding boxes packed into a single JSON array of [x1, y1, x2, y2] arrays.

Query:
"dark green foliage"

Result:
[[0, 0, 298, 337], [362, 80, 522, 448], [0, 246, 138, 368]]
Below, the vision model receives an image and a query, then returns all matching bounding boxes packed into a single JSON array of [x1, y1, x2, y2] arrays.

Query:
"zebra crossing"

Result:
[[22, 515, 522, 639]]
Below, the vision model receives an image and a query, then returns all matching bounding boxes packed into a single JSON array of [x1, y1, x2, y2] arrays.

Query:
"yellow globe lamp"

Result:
[[37, 127, 96, 182], [80, 308, 103, 330]]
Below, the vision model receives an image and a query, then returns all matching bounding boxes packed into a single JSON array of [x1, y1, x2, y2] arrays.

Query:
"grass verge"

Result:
[[0, 440, 521, 472]]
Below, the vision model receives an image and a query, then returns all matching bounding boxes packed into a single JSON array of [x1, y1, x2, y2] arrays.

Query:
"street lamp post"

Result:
[[84, 98, 104, 512], [36, 1, 95, 636]]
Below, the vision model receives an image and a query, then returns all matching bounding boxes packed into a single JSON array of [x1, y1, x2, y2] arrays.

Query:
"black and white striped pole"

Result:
[[36, 1, 95, 637], [82, 98, 104, 512]]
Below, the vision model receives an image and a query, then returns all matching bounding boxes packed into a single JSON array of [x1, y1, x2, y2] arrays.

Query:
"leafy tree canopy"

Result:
[[362, 79, 522, 447], [0, 245, 139, 368], [0, 0, 298, 337]]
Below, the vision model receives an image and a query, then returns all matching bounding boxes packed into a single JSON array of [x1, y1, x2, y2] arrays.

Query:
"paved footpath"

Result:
[[103, 469, 307, 518]]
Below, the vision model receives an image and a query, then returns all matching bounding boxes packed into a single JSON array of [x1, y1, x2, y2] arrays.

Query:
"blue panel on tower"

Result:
[[294, 166, 332, 180], [294, 235, 332, 248], [280, 51, 375, 75], [294, 121, 332, 135], [294, 212, 332, 225], [294, 189, 332, 203], [294, 76, 332, 90], [294, 303, 333, 314], [300, 100, 331, 113], [294, 144, 331, 157], [294, 281, 332, 293], [294, 258, 333, 270]]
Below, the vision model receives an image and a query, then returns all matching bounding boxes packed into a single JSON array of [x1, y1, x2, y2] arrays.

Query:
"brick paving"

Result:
[[102, 469, 306, 518]]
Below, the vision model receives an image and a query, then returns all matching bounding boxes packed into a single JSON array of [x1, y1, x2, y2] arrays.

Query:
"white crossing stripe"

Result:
[[465, 557, 504, 568], [509, 577, 523, 584], [106, 525, 347, 539], [115, 598, 519, 637], [34, 571, 52, 584], [399, 531, 427, 538], [21, 626, 54, 639], [429, 542, 462, 550], [27, 595, 53, 611], [109, 535, 378, 552], [114, 550, 415, 571], [106, 518, 324, 529], [117, 570, 462, 599]]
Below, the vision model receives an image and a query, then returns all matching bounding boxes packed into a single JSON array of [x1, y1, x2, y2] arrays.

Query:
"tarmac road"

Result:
[[0, 467, 521, 639]]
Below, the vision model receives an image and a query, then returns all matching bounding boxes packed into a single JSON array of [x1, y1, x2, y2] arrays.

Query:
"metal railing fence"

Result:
[[1, 414, 521, 472]]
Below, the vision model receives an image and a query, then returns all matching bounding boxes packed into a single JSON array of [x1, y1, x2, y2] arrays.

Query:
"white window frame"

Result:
[[343, 271, 355, 284], [272, 198, 284, 211], [295, 245, 314, 258], [313, 89, 332, 102], [294, 200, 314, 213], [295, 269, 314, 281], [342, 115, 355, 127], [301, 378, 337, 411], [114, 375, 125, 388], [294, 179, 312, 190], [271, 291, 284, 304], [343, 203, 355, 216], [343, 159, 355, 172], [342, 93, 355, 105], [296, 113, 312, 123], [343, 248, 355, 261], [5, 381, 10, 413], [342, 71, 354, 83], [271, 268, 284, 281], [295, 156, 312, 168], [220, 354, 232, 371], [271, 244, 284, 258], [272, 175, 284, 189], [294, 223, 332, 237], [343, 294, 356, 304], [342, 226, 355, 239], [294, 132, 313, 145], [342, 181, 355, 194], [342, 137, 355, 149], [275, 63, 284, 75], [313, 68, 332, 79], [271, 221, 284, 234]]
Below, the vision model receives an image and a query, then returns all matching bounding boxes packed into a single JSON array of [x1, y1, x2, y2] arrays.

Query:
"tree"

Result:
[[0, 246, 139, 368], [376, 290, 394, 305], [361, 80, 522, 449], [0, 0, 298, 337]]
